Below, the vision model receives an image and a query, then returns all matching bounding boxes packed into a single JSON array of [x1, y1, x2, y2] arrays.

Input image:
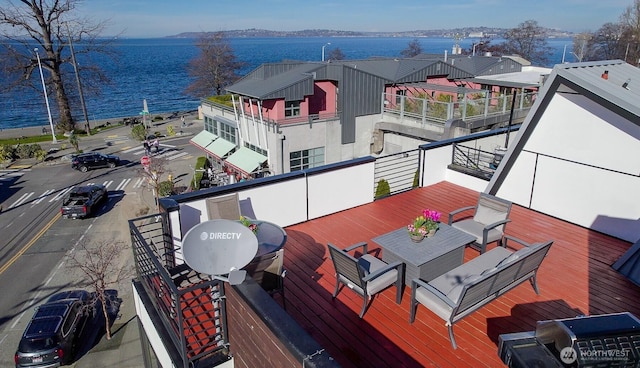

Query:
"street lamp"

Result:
[[34, 48, 57, 143], [322, 42, 331, 62]]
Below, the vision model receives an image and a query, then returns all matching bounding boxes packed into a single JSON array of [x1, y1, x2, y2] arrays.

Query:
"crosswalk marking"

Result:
[[115, 178, 131, 191], [49, 187, 74, 203], [133, 177, 146, 189], [31, 189, 56, 206], [4, 174, 186, 210], [9, 192, 34, 209]]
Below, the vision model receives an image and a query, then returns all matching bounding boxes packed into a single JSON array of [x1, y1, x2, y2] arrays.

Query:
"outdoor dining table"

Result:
[[249, 219, 287, 259], [372, 223, 476, 286]]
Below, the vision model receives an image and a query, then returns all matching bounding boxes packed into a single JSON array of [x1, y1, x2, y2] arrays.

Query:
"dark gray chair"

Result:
[[328, 242, 404, 318], [448, 193, 512, 254], [244, 249, 287, 309]]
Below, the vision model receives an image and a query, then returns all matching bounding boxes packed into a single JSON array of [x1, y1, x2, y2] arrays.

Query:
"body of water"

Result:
[[0, 37, 572, 130]]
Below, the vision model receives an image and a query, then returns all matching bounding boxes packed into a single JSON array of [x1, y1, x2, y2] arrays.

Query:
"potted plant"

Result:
[[407, 209, 441, 242], [240, 216, 258, 234]]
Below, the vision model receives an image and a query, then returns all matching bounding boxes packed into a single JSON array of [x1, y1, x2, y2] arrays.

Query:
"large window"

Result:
[[219, 121, 236, 144], [284, 101, 301, 117], [290, 147, 324, 172], [204, 116, 219, 136]]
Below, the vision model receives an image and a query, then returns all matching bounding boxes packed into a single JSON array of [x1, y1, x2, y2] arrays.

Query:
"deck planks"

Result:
[[280, 181, 639, 367]]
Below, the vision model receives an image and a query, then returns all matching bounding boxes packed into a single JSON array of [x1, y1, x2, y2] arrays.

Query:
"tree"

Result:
[[66, 239, 132, 340], [501, 20, 553, 65], [0, 0, 114, 133], [572, 33, 592, 62], [185, 32, 244, 97], [588, 22, 625, 61], [619, 0, 640, 65], [326, 47, 346, 61], [138, 155, 171, 213], [400, 38, 422, 58], [462, 37, 507, 56]]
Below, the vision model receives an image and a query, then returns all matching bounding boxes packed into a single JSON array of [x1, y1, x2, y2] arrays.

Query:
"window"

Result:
[[284, 101, 301, 117], [244, 142, 267, 156], [204, 116, 218, 135], [219, 121, 236, 144], [290, 147, 324, 172], [396, 89, 406, 105]]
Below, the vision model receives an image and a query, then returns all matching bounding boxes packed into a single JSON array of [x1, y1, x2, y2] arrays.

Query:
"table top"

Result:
[[372, 223, 475, 267], [250, 219, 287, 258]]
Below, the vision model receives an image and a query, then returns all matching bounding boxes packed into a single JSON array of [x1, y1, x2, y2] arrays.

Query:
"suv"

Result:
[[71, 152, 120, 172], [15, 290, 95, 367]]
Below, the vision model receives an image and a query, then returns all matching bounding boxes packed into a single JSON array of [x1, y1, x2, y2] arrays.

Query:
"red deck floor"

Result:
[[278, 181, 639, 367]]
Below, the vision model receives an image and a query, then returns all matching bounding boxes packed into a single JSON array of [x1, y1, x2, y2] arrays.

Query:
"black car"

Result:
[[60, 185, 108, 219], [15, 290, 96, 367], [71, 152, 120, 172]]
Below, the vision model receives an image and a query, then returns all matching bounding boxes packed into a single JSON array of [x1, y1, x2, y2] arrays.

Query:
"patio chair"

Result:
[[327, 242, 404, 318], [448, 193, 512, 254], [244, 249, 287, 309], [206, 193, 241, 220]]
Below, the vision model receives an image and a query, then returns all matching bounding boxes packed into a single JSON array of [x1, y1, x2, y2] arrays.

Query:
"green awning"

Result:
[[189, 130, 217, 149], [225, 147, 268, 175], [205, 138, 236, 159]]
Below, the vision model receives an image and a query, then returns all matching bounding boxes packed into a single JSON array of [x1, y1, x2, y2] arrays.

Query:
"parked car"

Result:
[[15, 290, 96, 367], [71, 152, 120, 172], [60, 185, 107, 219]]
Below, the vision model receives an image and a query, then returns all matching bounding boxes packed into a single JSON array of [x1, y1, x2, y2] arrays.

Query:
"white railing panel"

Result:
[[307, 162, 375, 219]]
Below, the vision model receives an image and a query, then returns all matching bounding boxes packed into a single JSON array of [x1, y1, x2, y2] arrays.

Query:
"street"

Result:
[[0, 120, 201, 367]]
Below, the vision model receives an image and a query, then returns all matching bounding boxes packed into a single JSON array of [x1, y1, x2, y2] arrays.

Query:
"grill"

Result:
[[498, 312, 640, 367]]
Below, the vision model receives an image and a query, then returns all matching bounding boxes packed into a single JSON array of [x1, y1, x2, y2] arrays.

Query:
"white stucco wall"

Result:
[[496, 92, 640, 242]]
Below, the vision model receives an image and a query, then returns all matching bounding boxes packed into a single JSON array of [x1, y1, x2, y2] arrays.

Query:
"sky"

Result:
[[78, 0, 632, 38]]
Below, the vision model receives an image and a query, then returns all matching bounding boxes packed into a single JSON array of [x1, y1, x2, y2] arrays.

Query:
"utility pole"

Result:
[[66, 22, 91, 135]]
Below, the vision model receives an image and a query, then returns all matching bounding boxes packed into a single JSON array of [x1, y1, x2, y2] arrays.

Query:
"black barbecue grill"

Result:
[[498, 312, 640, 367]]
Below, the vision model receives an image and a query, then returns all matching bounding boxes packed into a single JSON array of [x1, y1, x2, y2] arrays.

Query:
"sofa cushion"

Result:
[[497, 245, 534, 267]]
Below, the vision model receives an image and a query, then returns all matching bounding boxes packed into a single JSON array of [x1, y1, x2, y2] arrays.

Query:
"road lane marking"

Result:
[[0, 212, 61, 276]]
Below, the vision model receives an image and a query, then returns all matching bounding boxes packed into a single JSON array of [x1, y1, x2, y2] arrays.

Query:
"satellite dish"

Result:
[[182, 219, 258, 284]]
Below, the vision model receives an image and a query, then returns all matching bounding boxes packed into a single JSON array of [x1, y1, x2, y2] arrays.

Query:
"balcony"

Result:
[[130, 128, 638, 367]]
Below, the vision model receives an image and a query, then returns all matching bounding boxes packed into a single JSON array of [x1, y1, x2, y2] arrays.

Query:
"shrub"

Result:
[[152, 115, 163, 122], [158, 180, 174, 197], [16, 143, 44, 159], [0, 144, 16, 161], [131, 124, 146, 141], [375, 178, 391, 199], [413, 170, 420, 188], [167, 125, 175, 136]]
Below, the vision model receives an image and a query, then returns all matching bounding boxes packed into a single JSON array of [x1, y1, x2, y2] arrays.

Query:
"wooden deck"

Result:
[[279, 181, 639, 367]]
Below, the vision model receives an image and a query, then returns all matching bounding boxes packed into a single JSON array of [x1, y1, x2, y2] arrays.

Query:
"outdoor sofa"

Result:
[[409, 236, 554, 349]]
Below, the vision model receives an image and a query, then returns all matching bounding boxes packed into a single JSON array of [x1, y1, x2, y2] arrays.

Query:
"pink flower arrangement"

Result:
[[240, 216, 258, 234], [407, 209, 441, 236]]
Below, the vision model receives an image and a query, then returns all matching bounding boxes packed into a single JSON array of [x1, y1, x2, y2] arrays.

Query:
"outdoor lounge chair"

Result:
[[328, 242, 404, 318], [448, 192, 512, 254]]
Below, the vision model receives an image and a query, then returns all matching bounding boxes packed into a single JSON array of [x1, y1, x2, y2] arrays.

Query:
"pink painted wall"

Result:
[[241, 80, 337, 121]]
